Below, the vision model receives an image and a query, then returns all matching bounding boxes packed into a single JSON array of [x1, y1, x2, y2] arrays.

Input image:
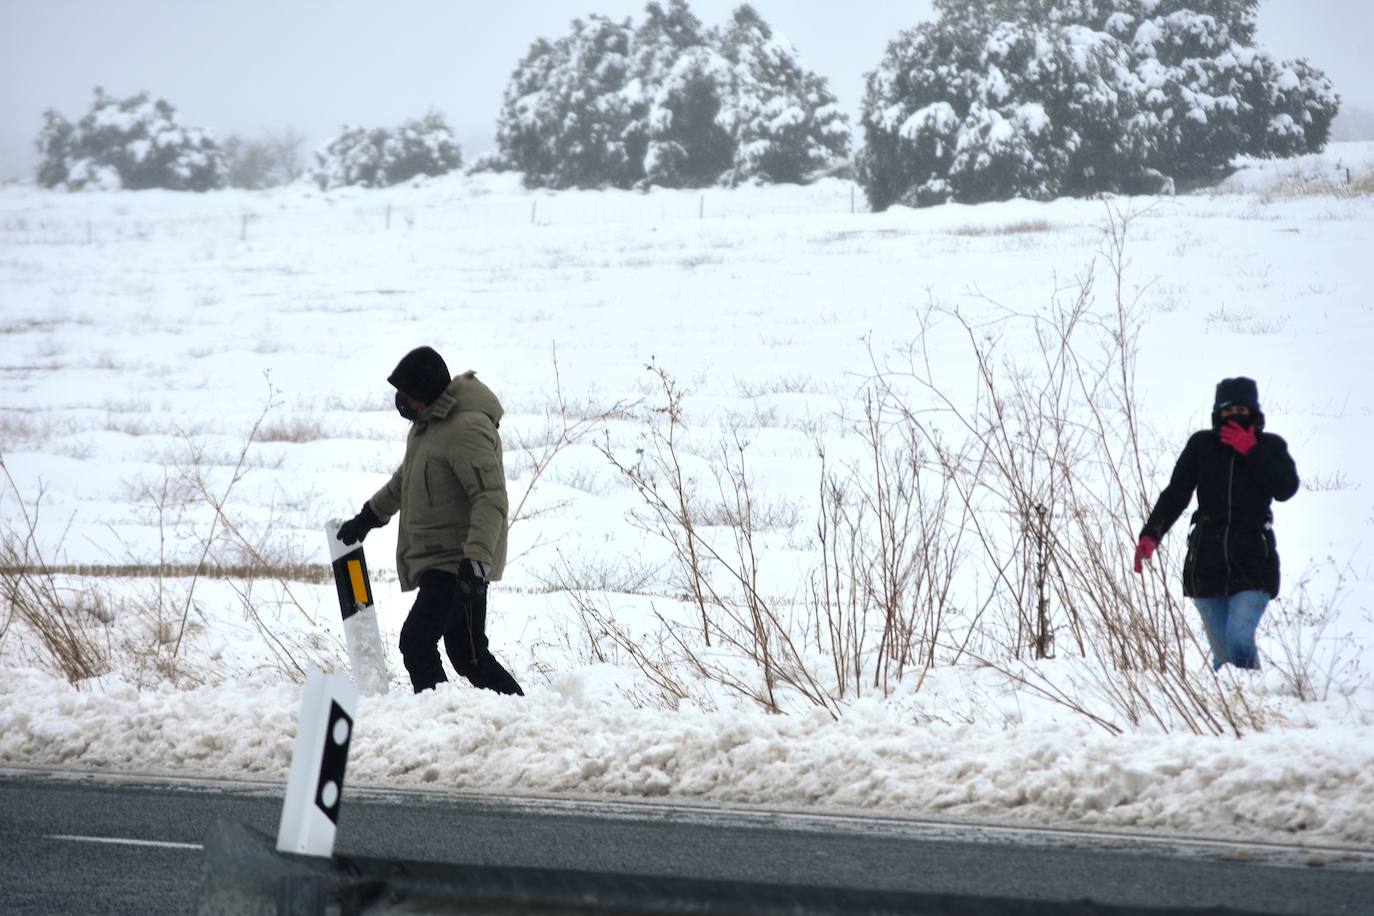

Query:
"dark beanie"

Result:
[[388, 346, 451, 403], [1213, 377, 1261, 413]]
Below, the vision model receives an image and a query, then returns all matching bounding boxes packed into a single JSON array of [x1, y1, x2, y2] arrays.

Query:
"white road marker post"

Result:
[[325, 519, 390, 695], [276, 669, 358, 858]]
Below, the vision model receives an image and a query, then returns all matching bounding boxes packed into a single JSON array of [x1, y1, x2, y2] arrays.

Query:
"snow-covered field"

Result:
[[2, 144, 1372, 848]]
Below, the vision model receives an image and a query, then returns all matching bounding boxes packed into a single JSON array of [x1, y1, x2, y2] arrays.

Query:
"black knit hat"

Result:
[[388, 346, 451, 404], [1213, 377, 1261, 413]]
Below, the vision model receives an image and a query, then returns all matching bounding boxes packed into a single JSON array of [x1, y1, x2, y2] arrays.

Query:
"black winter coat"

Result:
[[1141, 421, 1299, 598]]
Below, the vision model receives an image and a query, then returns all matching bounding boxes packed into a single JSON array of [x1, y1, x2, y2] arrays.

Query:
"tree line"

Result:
[[32, 0, 1339, 209]]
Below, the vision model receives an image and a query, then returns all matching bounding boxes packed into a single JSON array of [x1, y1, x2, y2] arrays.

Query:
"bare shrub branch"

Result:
[[506, 343, 635, 563], [0, 456, 108, 683], [169, 375, 280, 660]]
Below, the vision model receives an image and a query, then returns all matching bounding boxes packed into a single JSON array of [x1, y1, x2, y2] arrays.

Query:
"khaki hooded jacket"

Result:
[[367, 371, 508, 590]]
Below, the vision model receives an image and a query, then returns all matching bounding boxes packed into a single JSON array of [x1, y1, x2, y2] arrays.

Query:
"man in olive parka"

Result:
[[337, 346, 523, 695]]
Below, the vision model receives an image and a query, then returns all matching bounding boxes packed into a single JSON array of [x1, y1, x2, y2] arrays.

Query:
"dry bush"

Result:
[[733, 374, 827, 398], [1250, 162, 1374, 203], [1350, 168, 1374, 196], [1263, 557, 1368, 702], [595, 365, 839, 716], [1301, 471, 1352, 493], [561, 204, 1349, 734], [535, 552, 663, 596], [0, 457, 109, 684], [574, 362, 967, 715], [582, 363, 972, 714], [3, 376, 341, 690], [694, 489, 802, 531], [533, 562, 712, 712], [0, 411, 46, 445], [550, 464, 614, 497], [949, 219, 1053, 237], [869, 205, 1271, 734], [134, 378, 336, 683], [257, 416, 328, 443], [805, 385, 971, 701], [1204, 304, 1290, 336]]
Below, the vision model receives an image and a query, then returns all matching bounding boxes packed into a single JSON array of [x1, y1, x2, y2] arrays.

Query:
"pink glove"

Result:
[[1133, 534, 1158, 573], [1219, 421, 1257, 457]]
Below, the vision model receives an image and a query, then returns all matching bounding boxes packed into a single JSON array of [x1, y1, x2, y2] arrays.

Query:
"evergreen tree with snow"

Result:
[[312, 112, 462, 190], [491, 37, 563, 178], [717, 5, 850, 184], [35, 88, 226, 191], [35, 110, 76, 190], [632, 0, 733, 188], [631, 0, 709, 90], [495, 1, 850, 190], [858, 0, 1339, 209], [495, 15, 641, 189]]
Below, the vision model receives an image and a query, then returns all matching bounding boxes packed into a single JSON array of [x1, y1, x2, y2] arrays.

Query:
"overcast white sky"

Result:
[[1, 0, 1371, 182]]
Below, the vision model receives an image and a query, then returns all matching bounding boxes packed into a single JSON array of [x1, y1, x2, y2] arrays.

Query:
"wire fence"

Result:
[[0, 179, 870, 247]]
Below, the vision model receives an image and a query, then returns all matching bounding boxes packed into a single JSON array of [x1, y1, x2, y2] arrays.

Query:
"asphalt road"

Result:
[[1, 768, 1372, 915]]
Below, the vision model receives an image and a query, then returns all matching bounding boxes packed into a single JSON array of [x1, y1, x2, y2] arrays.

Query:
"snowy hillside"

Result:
[[1, 144, 1372, 847]]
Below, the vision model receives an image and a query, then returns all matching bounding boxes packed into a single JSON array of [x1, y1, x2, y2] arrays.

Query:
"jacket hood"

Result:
[[1211, 376, 1265, 431], [388, 346, 451, 404], [426, 371, 503, 426]]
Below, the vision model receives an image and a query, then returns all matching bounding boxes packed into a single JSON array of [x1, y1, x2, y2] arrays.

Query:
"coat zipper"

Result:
[[1223, 454, 1235, 590]]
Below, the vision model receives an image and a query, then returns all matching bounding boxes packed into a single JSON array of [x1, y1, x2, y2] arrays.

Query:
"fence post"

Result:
[[86, 221, 92, 244], [699, 195, 704, 219], [240, 214, 248, 241], [530, 201, 537, 225], [386, 204, 391, 230], [850, 186, 855, 214]]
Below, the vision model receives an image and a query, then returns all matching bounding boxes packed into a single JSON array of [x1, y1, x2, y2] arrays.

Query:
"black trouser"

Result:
[[398, 568, 523, 696]]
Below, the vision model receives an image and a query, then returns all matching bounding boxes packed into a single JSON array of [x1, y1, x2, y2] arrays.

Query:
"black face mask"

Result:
[[1219, 412, 1255, 430], [395, 391, 419, 422]]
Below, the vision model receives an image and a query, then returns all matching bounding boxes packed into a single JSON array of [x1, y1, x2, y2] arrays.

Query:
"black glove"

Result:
[[458, 558, 489, 581], [456, 558, 489, 597], [336, 502, 382, 545]]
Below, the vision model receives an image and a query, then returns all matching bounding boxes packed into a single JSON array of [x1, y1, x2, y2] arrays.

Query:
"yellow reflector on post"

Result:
[[347, 559, 368, 605]]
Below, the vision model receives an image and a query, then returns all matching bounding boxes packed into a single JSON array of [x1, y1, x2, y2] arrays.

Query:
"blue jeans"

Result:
[[1192, 590, 1270, 670]]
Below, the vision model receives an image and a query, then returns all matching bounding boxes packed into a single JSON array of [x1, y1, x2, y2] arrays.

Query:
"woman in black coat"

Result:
[[1133, 377, 1300, 670]]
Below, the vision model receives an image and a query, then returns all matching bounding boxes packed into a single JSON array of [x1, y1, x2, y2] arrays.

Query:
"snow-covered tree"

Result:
[[631, 0, 709, 90], [642, 46, 735, 187], [495, 1, 850, 190], [491, 38, 562, 178], [35, 88, 226, 192], [312, 112, 462, 190], [717, 5, 850, 184], [633, 0, 729, 187], [856, 22, 989, 208], [495, 15, 641, 189], [859, 0, 1338, 209], [35, 110, 75, 190], [938, 0, 1261, 45], [1241, 56, 1339, 159]]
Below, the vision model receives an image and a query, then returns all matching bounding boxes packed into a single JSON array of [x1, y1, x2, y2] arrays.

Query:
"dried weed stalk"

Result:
[[0, 456, 108, 684]]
